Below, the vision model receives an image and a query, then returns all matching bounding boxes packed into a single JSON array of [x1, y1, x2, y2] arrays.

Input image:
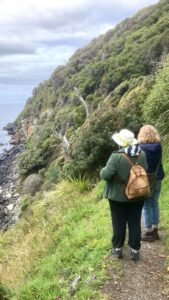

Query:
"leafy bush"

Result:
[[19, 123, 57, 176], [143, 55, 169, 134], [117, 79, 154, 133], [44, 162, 61, 190], [19, 150, 46, 175], [16, 0, 169, 179], [0, 283, 11, 300], [62, 106, 122, 178]]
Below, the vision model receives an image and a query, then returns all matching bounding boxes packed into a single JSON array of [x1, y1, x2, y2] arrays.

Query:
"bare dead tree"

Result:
[[53, 88, 91, 159], [54, 122, 71, 160], [74, 87, 90, 118]]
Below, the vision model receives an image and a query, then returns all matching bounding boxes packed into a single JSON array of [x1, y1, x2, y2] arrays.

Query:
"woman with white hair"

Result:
[[100, 129, 148, 261]]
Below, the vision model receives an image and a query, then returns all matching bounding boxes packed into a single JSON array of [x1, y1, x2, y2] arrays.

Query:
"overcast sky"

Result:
[[0, 0, 159, 105]]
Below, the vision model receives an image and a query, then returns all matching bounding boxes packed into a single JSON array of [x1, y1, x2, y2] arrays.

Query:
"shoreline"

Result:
[[0, 124, 24, 230]]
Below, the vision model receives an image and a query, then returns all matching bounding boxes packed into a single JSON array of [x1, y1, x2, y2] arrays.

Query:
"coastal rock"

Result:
[[6, 193, 12, 200], [7, 204, 14, 211], [0, 144, 23, 230], [3, 122, 16, 135], [10, 131, 25, 145], [13, 193, 20, 198], [3, 121, 26, 145], [0, 210, 7, 219], [22, 174, 42, 195]]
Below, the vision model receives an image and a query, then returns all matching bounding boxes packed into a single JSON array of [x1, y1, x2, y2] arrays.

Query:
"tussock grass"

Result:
[[159, 144, 169, 241], [0, 180, 119, 299], [1, 146, 169, 299], [158, 144, 169, 294], [1, 145, 169, 299]]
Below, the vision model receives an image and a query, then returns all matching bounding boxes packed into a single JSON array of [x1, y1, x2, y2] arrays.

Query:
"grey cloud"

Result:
[[0, 0, 159, 105], [39, 36, 91, 48], [0, 0, 158, 53], [0, 61, 58, 85], [20, 4, 123, 31], [9, 1, 158, 33], [0, 40, 36, 56]]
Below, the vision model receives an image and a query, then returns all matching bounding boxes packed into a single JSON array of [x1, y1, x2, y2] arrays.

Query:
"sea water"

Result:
[[0, 102, 24, 154]]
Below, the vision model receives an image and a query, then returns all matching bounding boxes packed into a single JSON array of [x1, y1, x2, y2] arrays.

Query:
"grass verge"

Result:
[[0, 180, 121, 299]]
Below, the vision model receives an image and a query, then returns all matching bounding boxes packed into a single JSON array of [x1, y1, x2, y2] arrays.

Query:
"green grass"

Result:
[[1, 144, 169, 300], [159, 144, 169, 244], [158, 143, 169, 294], [0, 180, 120, 300]]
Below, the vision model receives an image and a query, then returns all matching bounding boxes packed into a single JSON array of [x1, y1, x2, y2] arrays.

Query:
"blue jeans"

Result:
[[143, 181, 162, 229]]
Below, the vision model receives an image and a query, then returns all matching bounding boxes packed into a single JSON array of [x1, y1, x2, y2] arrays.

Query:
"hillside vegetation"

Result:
[[0, 180, 114, 299], [15, 0, 169, 186], [1, 0, 169, 299]]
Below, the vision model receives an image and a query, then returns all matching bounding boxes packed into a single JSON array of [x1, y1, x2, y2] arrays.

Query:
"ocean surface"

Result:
[[0, 102, 25, 154]]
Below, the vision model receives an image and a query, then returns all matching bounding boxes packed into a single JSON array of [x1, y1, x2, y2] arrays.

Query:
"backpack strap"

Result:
[[120, 153, 140, 167], [114, 153, 140, 185]]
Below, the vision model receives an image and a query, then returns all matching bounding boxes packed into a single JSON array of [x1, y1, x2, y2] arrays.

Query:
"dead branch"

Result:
[[74, 87, 90, 118], [54, 123, 71, 160]]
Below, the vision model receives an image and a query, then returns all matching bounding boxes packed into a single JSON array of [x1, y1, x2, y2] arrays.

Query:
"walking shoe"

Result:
[[141, 231, 155, 242], [130, 249, 139, 262], [152, 228, 160, 240], [112, 248, 123, 259]]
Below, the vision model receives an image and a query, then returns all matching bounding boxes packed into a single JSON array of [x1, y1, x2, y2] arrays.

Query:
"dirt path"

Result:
[[102, 230, 169, 299]]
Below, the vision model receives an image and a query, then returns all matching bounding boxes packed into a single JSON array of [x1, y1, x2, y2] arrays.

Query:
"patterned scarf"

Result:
[[124, 144, 141, 156]]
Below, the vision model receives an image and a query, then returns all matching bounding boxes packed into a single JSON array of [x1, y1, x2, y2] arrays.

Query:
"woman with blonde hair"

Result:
[[137, 125, 165, 242]]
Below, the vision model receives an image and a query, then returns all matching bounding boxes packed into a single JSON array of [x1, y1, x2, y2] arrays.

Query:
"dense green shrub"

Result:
[[16, 0, 169, 181], [143, 55, 169, 134], [0, 283, 11, 300], [44, 162, 61, 190], [19, 150, 46, 175], [117, 78, 154, 133], [61, 107, 122, 178], [19, 121, 57, 176]]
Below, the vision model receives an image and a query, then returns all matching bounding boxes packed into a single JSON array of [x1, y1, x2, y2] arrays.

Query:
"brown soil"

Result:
[[102, 231, 169, 300]]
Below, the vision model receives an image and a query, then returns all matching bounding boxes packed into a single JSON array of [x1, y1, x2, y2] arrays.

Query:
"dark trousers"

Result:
[[108, 199, 144, 250]]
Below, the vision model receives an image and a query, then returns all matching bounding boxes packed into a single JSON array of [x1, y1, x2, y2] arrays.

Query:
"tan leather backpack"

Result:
[[121, 153, 150, 200]]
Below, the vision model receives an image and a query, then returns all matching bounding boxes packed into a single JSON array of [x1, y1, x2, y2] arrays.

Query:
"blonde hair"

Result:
[[137, 125, 160, 143]]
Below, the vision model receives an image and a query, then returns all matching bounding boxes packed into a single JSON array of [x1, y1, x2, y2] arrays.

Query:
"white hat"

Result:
[[112, 129, 137, 147]]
